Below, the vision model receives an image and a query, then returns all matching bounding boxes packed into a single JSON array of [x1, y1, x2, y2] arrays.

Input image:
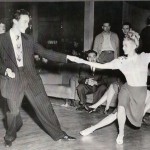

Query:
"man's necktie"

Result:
[[16, 35, 22, 62], [91, 67, 95, 76]]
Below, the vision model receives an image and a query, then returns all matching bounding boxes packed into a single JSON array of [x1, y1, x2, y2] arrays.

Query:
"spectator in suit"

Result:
[[140, 16, 150, 53], [93, 21, 119, 63], [120, 22, 132, 56], [140, 16, 150, 124], [122, 22, 132, 37], [76, 50, 117, 111]]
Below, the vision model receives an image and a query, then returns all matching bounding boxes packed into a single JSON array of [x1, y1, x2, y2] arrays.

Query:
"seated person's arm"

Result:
[[78, 76, 87, 84]]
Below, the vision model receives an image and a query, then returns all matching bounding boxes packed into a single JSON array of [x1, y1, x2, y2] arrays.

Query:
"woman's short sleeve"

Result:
[[111, 56, 126, 69], [141, 52, 150, 64]]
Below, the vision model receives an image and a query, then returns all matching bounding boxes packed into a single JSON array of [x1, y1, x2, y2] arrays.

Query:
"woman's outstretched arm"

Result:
[[84, 61, 116, 70], [67, 56, 118, 70]]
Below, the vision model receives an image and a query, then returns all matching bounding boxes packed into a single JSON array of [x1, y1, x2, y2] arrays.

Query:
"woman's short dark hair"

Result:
[[122, 22, 132, 28], [13, 9, 30, 21], [85, 50, 97, 56]]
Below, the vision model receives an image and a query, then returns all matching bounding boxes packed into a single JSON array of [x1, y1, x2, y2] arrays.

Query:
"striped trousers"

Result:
[[4, 68, 66, 142]]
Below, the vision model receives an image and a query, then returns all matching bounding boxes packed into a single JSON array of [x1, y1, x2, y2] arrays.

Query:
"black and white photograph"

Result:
[[0, 0, 150, 150]]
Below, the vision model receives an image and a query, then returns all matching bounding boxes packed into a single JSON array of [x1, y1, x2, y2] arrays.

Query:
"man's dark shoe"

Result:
[[59, 135, 76, 141], [76, 105, 85, 111], [4, 138, 12, 147], [4, 135, 16, 147], [4, 140, 12, 147]]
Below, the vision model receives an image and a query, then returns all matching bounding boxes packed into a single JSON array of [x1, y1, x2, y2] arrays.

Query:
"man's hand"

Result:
[[34, 55, 40, 61], [42, 58, 48, 64], [67, 55, 85, 64], [86, 78, 98, 86], [5, 68, 15, 78]]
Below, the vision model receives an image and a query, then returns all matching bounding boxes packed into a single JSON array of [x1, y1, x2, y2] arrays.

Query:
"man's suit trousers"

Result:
[[5, 68, 66, 142]]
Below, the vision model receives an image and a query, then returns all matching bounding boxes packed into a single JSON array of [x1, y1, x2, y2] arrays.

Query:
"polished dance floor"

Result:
[[0, 98, 150, 150]]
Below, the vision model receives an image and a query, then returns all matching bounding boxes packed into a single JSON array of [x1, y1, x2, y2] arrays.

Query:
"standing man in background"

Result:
[[93, 21, 119, 63], [120, 22, 132, 56], [122, 22, 132, 37]]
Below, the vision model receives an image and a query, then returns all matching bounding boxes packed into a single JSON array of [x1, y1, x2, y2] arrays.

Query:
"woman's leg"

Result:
[[80, 112, 117, 136], [116, 106, 126, 144], [105, 84, 117, 111]]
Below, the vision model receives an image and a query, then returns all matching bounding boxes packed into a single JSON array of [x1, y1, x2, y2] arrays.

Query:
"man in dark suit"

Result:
[[76, 50, 114, 111], [0, 9, 76, 147], [140, 16, 150, 125], [140, 16, 150, 53]]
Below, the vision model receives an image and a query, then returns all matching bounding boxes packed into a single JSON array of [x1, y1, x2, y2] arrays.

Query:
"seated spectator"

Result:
[[76, 50, 117, 111]]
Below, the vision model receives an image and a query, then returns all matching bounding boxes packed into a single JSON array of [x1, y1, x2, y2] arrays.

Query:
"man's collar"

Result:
[[102, 31, 111, 35], [10, 28, 21, 37]]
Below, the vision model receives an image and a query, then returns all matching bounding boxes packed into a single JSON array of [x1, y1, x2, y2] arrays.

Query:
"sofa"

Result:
[[40, 72, 77, 100], [39, 63, 117, 107], [38, 62, 80, 106]]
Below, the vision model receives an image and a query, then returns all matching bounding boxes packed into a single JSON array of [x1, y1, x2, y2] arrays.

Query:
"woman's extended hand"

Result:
[[67, 55, 86, 64]]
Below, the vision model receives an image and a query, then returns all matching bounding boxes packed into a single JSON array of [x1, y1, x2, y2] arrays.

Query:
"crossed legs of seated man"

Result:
[[4, 83, 75, 147], [80, 90, 150, 145], [88, 83, 119, 114], [76, 84, 107, 111]]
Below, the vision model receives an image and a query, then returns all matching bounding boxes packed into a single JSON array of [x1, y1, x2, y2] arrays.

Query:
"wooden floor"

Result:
[[0, 98, 150, 150]]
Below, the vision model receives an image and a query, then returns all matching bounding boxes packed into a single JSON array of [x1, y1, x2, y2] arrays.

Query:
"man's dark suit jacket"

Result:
[[78, 64, 119, 90], [0, 32, 67, 100], [140, 26, 150, 53], [78, 64, 112, 91]]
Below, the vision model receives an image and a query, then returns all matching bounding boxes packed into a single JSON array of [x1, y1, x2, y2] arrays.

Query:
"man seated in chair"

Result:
[[76, 50, 109, 111]]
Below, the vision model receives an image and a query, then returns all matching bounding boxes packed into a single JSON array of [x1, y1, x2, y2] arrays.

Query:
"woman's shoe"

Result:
[[84, 105, 90, 111], [116, 134, 124, 145], [103, 109, 109, 115], [88, 108, 97, 113], [84, 105, 99, 113], [80, 126, 95, 136]]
